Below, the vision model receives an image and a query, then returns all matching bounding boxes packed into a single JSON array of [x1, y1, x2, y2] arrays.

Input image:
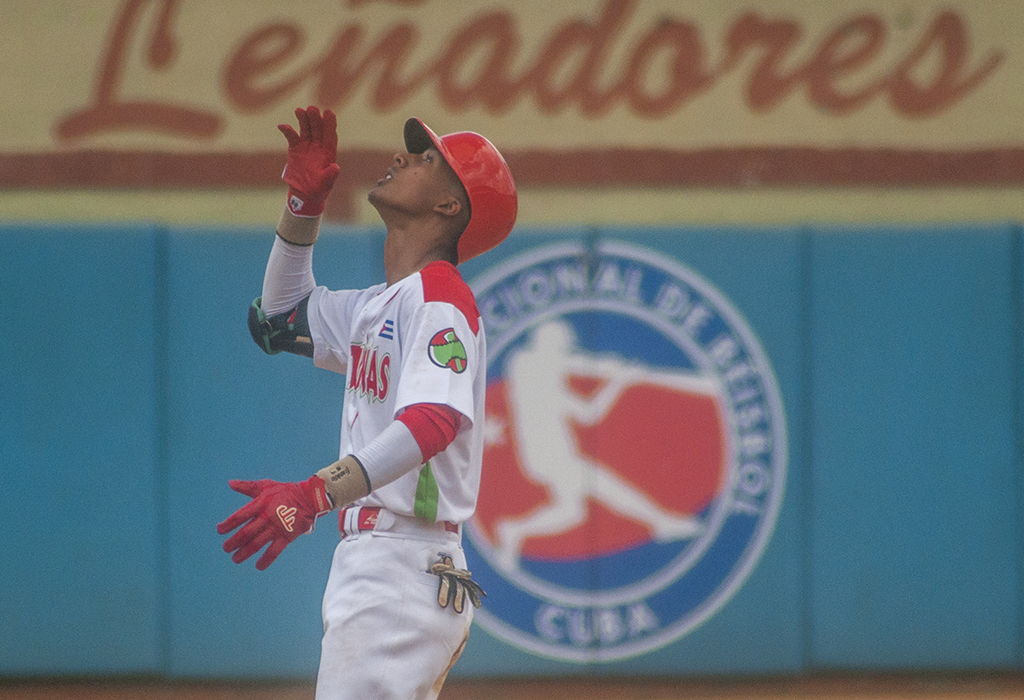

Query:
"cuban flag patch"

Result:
[[379, 319, 395, 340]]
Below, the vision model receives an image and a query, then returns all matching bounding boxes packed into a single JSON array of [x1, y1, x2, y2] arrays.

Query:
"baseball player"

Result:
[[216, 105, 517, 699]]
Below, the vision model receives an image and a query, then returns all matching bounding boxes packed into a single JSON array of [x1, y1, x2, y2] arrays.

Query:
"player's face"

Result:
[[368, 147, 458, 217]]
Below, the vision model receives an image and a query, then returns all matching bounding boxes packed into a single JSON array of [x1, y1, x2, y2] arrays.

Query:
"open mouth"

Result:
[[376, 169, 394, 186]]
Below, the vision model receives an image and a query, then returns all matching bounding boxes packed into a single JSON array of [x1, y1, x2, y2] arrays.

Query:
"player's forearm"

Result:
[[354, 419, 427, 488], [564, 355, 622, 377], [315, 415, 454, 510], [569, 379, 628, 426], [262, 233, 317, 316], [588, 377, 630, 422], [317, 422, 423, 508]]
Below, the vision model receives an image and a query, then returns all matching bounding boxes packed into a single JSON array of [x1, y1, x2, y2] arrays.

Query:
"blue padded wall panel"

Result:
[[0, 225, 162, 675], [2, 222, 1022, 679], [163, 228, 385, 678], [808, 226, 1019, 669]]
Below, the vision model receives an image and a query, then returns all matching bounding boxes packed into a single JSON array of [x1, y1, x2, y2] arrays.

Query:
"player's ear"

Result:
[[434, 196, 463, 219]]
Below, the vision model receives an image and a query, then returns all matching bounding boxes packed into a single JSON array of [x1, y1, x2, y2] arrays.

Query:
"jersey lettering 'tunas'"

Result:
[[348, 343, 390, 402]]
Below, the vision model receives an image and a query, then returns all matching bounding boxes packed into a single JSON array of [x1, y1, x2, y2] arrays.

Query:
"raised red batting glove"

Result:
[[217, 476, 333, 571], [278, 105, 341, 217]]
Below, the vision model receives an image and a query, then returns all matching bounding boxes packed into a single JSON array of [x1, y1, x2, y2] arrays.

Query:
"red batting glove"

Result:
[[278, 106, 341, 217], [217, 476, 333, 570]]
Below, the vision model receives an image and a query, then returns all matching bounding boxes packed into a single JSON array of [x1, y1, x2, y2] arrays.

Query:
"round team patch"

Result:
[[466, 241, 787, 662], [428, 328, 468, 373]]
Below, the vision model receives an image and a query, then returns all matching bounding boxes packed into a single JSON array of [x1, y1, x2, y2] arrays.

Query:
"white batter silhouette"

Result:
[[494, 319, 704, 571]]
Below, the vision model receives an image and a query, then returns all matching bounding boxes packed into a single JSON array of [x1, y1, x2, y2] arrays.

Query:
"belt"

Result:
[[338, 506, 459, 538]]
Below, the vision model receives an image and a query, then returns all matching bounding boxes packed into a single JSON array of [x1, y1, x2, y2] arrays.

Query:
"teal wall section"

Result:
[[0, 226, 163, 674], [0, 223, 1020, 678], [162, 231, 385, 677], [807, 228, 1020, 669]]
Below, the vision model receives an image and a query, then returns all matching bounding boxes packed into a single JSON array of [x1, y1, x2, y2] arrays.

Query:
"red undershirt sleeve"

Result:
[[397, 403, 462, 462]]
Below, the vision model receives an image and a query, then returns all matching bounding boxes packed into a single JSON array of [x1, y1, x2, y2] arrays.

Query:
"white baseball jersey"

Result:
[[306, 260, 486, 524]]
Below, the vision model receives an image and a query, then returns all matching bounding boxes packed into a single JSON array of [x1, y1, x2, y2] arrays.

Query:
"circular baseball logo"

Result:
[[466, 241, 787, 662], [428, 328, 468, 373]]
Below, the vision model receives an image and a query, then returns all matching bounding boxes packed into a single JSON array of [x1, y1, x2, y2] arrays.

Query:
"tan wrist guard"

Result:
[[316, 456, 372, 509], [277, 207, 322, 246]]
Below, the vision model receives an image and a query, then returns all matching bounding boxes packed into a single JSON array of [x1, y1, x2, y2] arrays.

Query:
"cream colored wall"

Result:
[[2, 0, 1023, 227], [2, 187, 1023, 227], [5, 1, 1021, 151]]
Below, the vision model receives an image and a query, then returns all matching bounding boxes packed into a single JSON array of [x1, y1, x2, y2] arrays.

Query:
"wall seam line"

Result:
[[1012, 222, 1024, 670], [154, 224, 172, 677], [798, 226, 815, 673]]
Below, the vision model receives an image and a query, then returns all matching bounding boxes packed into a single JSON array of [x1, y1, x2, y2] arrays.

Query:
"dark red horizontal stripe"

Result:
[[2, 148, 1023, 220]]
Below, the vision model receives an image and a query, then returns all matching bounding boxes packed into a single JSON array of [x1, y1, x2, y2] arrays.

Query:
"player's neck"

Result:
[[382, 220, 458, 286]]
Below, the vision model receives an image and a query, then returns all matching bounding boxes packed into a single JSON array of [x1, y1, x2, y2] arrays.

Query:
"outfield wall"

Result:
[[0, 223, 1020, 678]]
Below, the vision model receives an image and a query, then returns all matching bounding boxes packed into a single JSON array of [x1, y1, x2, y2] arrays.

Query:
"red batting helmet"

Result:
[[404, 118, 518, 264]]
